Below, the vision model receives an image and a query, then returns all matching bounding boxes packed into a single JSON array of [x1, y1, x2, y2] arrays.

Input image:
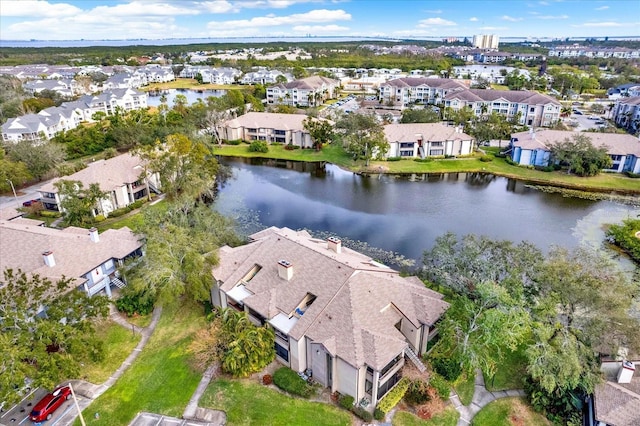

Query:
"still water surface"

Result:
[[146, 89, 226, 107], [214, 157, 639, 265]]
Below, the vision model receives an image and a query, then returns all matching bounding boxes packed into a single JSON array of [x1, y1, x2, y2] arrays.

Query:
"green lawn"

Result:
[[483, 346, 528, 391], [454, 372, 476, 406], [142, 78, 241, 91], [472, 397, 550, 426], [76, 300, 207, 425], [214, 143, 640, 193], [96, 199, 167, 233], [200, 379, 351, 426], [82, 319, 141, 384], [392, 407, 459, 426]]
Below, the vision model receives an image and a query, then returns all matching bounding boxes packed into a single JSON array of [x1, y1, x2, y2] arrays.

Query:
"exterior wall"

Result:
[[290, 337, 306, 373], [310, 342, 330, 388], [81, 258, 117, 297], [400, 319, 421, 352], [336, 357, 359, 399]]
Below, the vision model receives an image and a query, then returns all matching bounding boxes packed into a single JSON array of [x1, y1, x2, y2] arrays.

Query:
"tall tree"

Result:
[[135, 133, 219, 202], [400, 107, 441, 124], [7, 140, 66, 181], [335, 112, 388, 166], [0, 269, 109, 404], [54, 180, 108, 226], [550, 133, 612, 176], [303, 116, 334, 150]]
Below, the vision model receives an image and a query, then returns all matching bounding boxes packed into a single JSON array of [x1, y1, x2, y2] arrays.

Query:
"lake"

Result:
[[213, 157, 640, 269], [146, 88, 227, 107]]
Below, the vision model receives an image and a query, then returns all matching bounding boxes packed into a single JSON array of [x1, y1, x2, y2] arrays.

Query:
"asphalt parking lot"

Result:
[[0, 388, 89, 426]]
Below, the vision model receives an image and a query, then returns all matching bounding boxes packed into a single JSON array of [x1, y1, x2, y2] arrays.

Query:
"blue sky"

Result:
[[1, 0, 638, 41]]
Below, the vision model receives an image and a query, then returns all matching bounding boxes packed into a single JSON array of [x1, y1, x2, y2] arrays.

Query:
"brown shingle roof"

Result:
[[222, 112, 309, 132], [595, 374, 640, 426], [382, 77, 466, 90], [283, 75, 338, 90], [214, 227, 449, 370], [445, 89, 561, 105], [39, 153, 147, 193]]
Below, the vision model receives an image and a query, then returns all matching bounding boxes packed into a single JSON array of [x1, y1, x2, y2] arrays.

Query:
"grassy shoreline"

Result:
[[212, 144, 640, 195]]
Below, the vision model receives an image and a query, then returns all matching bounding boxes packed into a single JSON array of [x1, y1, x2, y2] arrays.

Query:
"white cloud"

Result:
[[469, 17, 479, 22], [594, 5, 609, 10], [478, 26, 508, 31], [417, 17, 457, 27], [91, 2, 200, 17], [573, 21, 636, 28], [206, 8, 351, 31], [292, 24, 349, 33], [502, 15, 523, 22], [1, 0, 81, 17], [537, 14, 569, 19]]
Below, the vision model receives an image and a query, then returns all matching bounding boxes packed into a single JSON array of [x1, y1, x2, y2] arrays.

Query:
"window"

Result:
[[378, 371, 402, 399], [400, 142, 414, 148], [247, 128, 257, 133], [431, 141, 443, 147], [274, 130, 286, 136], [275, 342, 289, 362], [400, 151, 413, 157], [274, 328, 288, 342], [380, 354, 402, 378], [429, 149, 444, 156]]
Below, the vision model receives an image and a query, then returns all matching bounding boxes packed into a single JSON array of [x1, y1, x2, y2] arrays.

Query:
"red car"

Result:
[[29, 385, 71, 422]]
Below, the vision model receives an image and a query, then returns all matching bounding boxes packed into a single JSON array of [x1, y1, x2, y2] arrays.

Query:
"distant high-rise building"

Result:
[[472, 34, 499, 50]]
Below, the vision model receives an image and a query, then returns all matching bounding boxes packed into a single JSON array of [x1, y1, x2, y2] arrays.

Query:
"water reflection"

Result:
[[214, 157, 640, 263]]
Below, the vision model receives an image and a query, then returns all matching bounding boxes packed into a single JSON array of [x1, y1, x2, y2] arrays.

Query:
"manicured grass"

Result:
[[200, 378, 351, 426], [472, 397, 551, 426], [82, 319, 140, 384], [483, 347, 528, 392], [76, 300, 207, 425], [142, 78, 241, 91], [454, 372, 476, 406], [96, 199, 167, 233], [214, 142, 354, 168], [392, 407, 459, 426]]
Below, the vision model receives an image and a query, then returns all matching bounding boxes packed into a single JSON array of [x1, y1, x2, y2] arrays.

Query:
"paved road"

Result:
[[0, 387, 91, 426], [0, 178, 54, 211]]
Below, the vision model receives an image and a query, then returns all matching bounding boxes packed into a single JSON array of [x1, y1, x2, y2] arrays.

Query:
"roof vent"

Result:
[[278, 259, 293, 281], [43, 250, 56, 267], [327, 236, 342, 254]]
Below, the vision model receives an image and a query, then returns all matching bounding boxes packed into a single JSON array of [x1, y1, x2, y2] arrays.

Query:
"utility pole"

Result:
[[6, 179, 17, 201], [68, 383, 86, 426]]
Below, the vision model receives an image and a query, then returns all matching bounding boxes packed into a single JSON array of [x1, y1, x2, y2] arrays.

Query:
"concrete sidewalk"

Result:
[[451, 370, 526, 426]]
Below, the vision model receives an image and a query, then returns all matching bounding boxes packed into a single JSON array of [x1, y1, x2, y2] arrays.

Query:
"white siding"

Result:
[[400, 318, 420, 351]]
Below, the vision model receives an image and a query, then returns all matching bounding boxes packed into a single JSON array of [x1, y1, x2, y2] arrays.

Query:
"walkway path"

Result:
[[182, 364, 226, 425], [450, 370, 526, 426]]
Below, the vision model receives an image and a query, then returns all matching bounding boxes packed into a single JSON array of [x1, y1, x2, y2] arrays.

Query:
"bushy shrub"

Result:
[[374, 408, 385, 421], [338, 394, 354, 409], [376, 377, 410, 414], [505, 157, 517, 166], [103, 147, 118, 159], [479, 155, 493, 162], [413, 158, 433, 163], [249, 141, 269, 153], [429, 373, 450, 401], [431, 357, 462, 382], [273, 367, 314, 398], [108, 207, 128, 218], [536, 165, 555, 172], [405, 379, 430, 405], [352, 407, 373, 422], [624, 171, 640, 178], [40, 210, 62, 218], [225, 139, 242, 145], [116, 288, 155, 317], [284, 144, 301, 150], [386, 156, 402, 162], [93, 214, 106, 222]]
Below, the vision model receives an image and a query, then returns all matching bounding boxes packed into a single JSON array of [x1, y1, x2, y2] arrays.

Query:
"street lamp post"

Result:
[[6, 179, 17, 201]]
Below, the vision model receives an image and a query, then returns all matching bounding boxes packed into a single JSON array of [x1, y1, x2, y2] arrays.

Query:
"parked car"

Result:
[[30, 385, 71, 422], [22, 198, 41, 207]]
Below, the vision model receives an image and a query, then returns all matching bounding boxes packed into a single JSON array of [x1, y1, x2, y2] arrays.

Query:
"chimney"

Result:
[[327, 236, 342, 254], [277, 259, 293, 281], [42, 250, 56, 267], [89, 227, 100, 243]]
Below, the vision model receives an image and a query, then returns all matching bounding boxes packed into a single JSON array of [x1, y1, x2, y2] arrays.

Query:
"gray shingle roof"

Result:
[[512, 129, 640, 156], [384, 123, 474, 142], [382, 77, 466, 90]]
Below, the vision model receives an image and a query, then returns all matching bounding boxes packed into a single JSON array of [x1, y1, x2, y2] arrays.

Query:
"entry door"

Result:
[[326, 353, 332, 387]]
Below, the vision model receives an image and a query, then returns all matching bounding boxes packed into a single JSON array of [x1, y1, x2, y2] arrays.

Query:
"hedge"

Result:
[[376, 377, 410, 414], [273, 367, 314, 398], [429, 373, 450, 401], [338, 394, 354, 410], [352, 406, 373, 422]]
